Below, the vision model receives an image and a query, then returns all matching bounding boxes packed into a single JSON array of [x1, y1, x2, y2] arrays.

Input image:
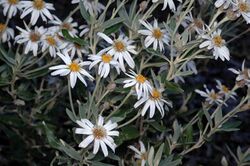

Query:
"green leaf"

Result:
[[214, 108, 223, 126], [66, 108, 77, 122], [219, 121, 242, 132], [0, 77, 10, 86], [116, 125, 140, 146], [204, 109, 213, 129], [104, 23, 123, 36], [78, 101, 87, 119], [148, 146, 155, 166], [172, 120, 181, 143], [165, 81, 184, 94], [43, 122, 81, 161], [23, 67, 49, 79], [149, 121, 166, 132], [60, 139, 82, 161], [0, 45, 15, 67], [129, 0, 138, 20], [117, 0, 129, 23], [101, 17, 125, 31], [79, 0, 90, 24], [159, 155, 182, 166], [110, 109, 129, 123], [43, 122, 62, 149], [62, 29, 88, 46], [154, 143, 165, 166]]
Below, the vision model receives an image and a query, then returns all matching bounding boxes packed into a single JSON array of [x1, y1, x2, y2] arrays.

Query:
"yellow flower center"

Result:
[[8, 0, 19, 5], [68, 62, 80, 72], [152, 28, 163, 39], [0, 23, 6, 33], [101, 54, 112, 63], [136, 74, 146, 83], [213, 35, 223, 47], [29, 32, 41, 42], [61, 23, 72, 31], [151, 89, 161, 100], [210, 92, 218, 100], [33, 0, 44, 10], [46, 36, 56, 46], [222, 85, 229, 93], [239, 3, 250, 12], [114, 41, 125, 52], [92, 126, 107, 139]]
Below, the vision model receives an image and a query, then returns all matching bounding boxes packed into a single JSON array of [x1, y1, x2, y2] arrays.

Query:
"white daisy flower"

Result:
[[75, 116, 119, 157], [216, 80, 237, 100], [88, 50, 120, 78], [97, 32, 137, 72], [195, 85, 223, 105], [0, 23, 14, 43], [152, 0, 182, 11], [0, 0, 22, 18], [138, 19, 170, 51], [15, 24, 46, 56], [229, 60, 250, 87], [123, 70, 152, 99], [128, 141, 147, 166], [49, 51, 94, 88], [199, 29, 230, 61], [134, 88, 172, 118], [41, 33, 67, 57], [50, 16, 78, 37], [79, 24, 89, 37], [215, 0, 232, 9], [71, 0, 105, 15], [233, 0, 250, 24], [20, 0, 55, 25]]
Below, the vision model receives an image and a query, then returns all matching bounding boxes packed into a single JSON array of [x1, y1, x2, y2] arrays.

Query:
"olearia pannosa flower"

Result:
[[97, 32, 138, 72], [152, 0, 182, 11], [199, 29, 230, 61], [134, 88, 172, 118], [49, 51, 94, 88], [0, 23, 14, 43], [215, 0, 232, 9], [123, 70, 152, 99], [195, 85, 223, 105], [0, 0, 22, 18], [71, 0, 105, 16], [233, 0, 250, 24], [216, 80, 237, 100], [229, 60, 250, 87], [15, 24, 46, 56], [20, 0, 55, 25], [50, 16, 78, 37], [75, 116, 119, 157], [88, 50, 120, 78], [138, 19, 170, 51], [128, 141, 148, 166]]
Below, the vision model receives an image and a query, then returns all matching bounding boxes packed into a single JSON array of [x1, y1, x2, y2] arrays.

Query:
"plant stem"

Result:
[[87, 76, 101, 118], [68, 79, 77, 117], [106, 90, 132, 120], [117, 112, 141, 129], [96, 90, 110, 106]]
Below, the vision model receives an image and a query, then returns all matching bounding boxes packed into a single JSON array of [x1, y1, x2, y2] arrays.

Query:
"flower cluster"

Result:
[[0, 0, 249, 162], [195, 80, 237, 106]]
